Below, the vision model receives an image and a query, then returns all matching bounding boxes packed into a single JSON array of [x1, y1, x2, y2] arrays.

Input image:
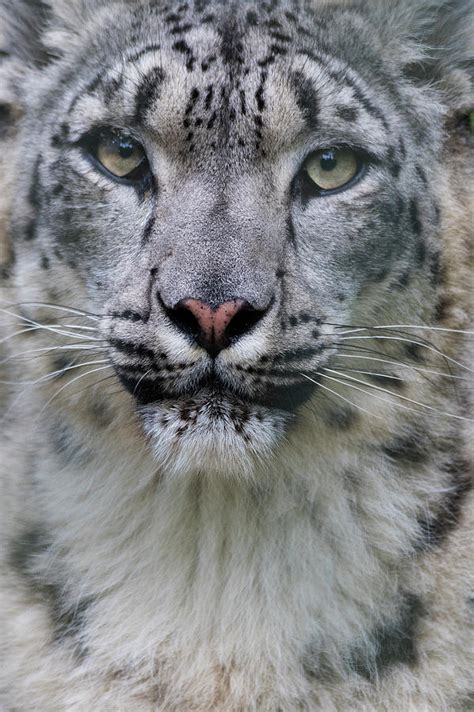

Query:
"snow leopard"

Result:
[[0, 0, 472, 709]]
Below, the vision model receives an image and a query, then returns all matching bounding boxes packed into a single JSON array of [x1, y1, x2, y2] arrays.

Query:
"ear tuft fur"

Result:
[[372, 0, 473, 110], [0, 0, 110, 68], [0, 1, 53, 67]]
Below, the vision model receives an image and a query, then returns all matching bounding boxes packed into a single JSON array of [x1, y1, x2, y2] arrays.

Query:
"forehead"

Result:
[[63, 1, 396, 162]]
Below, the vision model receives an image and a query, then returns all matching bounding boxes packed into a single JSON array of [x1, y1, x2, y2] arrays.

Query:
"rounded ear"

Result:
[[0, 1, 53, 66], [0, 0, 51, 281], [384, 0, 473, 113], [0, 0, 74, 280], [0, 51, 23, 281]]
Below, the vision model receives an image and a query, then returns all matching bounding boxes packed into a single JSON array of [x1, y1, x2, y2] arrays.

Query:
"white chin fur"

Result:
[[140, 391, 289, 480]]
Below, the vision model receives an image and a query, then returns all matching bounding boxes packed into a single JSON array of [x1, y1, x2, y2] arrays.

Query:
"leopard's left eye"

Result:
[[304, 148, 361, 194], [81, 129, 150, 184]]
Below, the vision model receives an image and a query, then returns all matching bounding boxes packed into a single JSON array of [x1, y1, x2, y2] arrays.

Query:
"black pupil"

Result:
[[320, 150, 338, 171], [118, 139, 135, 160]]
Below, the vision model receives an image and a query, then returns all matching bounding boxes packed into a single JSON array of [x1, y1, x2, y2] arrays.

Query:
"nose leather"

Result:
[[181, 298, 245, 347]]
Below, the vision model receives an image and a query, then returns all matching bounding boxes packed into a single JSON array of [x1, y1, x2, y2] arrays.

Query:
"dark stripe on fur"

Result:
[[274, 345, 325, 363], [24, 155, 43, 241], [349, 594, 423, 679], [50, 420, 94, 466], [336, 105, 358, 122], [67, 71, 105, 115], [109, 338, 156, 361], [10, 528, 90, 650], [417, 457, 472, 550], [301, 50, 390, 131], [142, 214, 156, 244], [110, 310, 147, 322], [127, 44, 162, 64], [118, 374, 164, 404], [383, 432, 428, 464], [134, 66, 165, 123], [304, 594, 423, 681], [0, 104, 12, 139], [292, 71, 319, 129]]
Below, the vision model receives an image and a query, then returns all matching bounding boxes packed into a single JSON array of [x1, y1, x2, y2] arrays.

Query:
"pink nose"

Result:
[[169, 298, 264, 356]]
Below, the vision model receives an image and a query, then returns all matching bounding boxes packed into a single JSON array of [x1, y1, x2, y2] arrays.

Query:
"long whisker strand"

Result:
[[324, 368, 473, 421]]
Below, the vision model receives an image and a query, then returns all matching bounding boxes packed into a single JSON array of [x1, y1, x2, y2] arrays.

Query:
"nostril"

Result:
[[225, 306, 266, 343], [167, 304, 202, 340]]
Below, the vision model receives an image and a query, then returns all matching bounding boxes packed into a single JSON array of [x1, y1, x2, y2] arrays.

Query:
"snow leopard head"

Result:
[[0, 0, 472, 478]]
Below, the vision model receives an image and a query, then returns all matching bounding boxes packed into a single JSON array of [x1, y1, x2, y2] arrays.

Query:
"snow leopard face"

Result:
[[2, 0, 470, 477]]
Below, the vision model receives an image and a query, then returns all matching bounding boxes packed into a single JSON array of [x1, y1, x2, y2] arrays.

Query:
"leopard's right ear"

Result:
[[0, 1, 53, 68], [0, 0, 109, 280], [0, 0, 57, 280], [0, 0, 53, 140], [0, 53, 18, 280]]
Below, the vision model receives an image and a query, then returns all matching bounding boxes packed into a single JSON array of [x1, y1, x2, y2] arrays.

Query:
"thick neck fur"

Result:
[[12, 362, 463, 707]]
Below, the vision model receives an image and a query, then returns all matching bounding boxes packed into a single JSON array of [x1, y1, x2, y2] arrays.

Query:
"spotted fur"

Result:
[[0, 1, 473, 710]]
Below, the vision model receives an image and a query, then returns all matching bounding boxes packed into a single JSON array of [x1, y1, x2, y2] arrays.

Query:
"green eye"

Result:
[[304, 148, 360, 192], [96, 132, 147, 178]]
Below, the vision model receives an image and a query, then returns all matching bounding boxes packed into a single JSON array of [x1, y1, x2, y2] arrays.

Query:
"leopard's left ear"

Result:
[[417, 0, 473, 116], [375, 0, 473, 116], [422, 0, 473, 142]]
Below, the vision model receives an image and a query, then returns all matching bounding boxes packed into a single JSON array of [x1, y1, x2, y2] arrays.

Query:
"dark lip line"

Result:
[[124, 372, 321, 414]]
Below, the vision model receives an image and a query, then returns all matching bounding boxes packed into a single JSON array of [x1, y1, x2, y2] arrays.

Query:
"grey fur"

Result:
[[0, 1, 472, 710]]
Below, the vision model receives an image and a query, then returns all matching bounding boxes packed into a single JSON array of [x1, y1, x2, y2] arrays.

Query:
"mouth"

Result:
[[119, 368, 320, 478], [118, 370, 320, 414]]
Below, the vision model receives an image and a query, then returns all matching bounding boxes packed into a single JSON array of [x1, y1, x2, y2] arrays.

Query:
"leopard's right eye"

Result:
[[81, 128, 150, 185]]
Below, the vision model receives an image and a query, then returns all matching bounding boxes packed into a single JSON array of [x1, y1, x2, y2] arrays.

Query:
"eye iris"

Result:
[[304, 148, 359, 193], [92, 131, 148, 180]]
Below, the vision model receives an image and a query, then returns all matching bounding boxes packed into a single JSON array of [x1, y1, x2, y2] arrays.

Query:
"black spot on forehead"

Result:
[[335, 105, 358, 122], [292, 71, 319, 130], [218, 15, 245, 66], [173, 39, 196, 71], [135, 66, 165, 123]]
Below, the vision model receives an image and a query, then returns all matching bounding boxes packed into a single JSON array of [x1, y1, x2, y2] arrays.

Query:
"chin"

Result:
[[139, 388, 289, 481]]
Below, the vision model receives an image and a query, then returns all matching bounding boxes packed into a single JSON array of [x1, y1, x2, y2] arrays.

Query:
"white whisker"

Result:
[[0, 326, 39, 346], [0, 344, 106, 368], [40, 366, 112, 413], [0, 360, 110, 387], [332, 368, 405, 381], [324, 368, 473, 422], [335, 353, 471, 381], [0, 301, 101, 321], [333, 324, 474, 336], [53, 324, 98, 332], [300, 372, 383, 420], [0, 309, 102, 342], [339, 335, 473, 372]]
